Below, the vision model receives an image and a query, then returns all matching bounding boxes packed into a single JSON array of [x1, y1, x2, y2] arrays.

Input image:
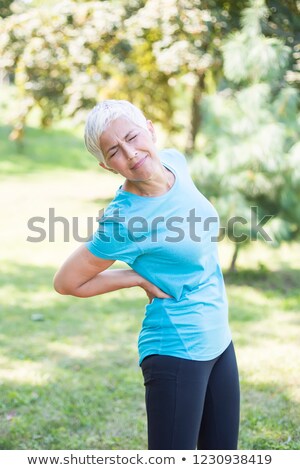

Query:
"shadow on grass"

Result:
[[224, 268, 300, 299], [0, 262, 55, 292], [0, 261, 145, 355], [0, 124, 96, 176], [224, 269, 300, 314], [224, 268, 300, 346]]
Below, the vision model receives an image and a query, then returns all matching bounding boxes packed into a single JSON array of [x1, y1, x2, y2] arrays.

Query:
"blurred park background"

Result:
[[0, 0, 299, 450]]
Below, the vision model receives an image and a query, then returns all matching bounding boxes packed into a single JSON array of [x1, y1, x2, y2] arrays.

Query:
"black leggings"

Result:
[[141, 341, 240, 450]]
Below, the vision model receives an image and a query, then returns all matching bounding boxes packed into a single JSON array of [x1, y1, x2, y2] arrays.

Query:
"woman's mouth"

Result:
[[131, 155, 148, 170]]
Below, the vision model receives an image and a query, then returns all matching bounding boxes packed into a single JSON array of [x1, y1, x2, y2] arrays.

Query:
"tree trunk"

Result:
[[229, 242, 240, 272], [185, 73, 205, 156]]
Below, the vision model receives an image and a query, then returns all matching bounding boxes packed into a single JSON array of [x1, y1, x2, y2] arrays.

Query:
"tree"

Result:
[[0, 0, 298, 158], [0, 1, 128, 135], [0, 0, 178, 139], [124, 0, 246, 153], [264, 0, 300, 88], [0, 0, 246, 146], [190, 0, 300, 270]]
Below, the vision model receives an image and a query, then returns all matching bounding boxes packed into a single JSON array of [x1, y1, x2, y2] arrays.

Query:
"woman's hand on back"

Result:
[[138, 276, 172, 304]]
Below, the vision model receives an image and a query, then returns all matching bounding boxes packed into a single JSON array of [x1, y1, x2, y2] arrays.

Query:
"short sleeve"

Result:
[[85, 215, 142, 265], [160, 148, 189, 172]]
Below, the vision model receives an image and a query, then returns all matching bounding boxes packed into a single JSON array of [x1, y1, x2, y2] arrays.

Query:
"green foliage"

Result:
[[0, 0, 14, 18], [264, 0, 300, 88], [191, 0, 300, 266], [0, 1, 175, 131], [0, 1, 129, 127], [0, 0, 246, 136]]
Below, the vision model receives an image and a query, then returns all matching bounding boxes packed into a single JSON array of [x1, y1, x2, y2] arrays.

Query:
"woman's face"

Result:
[[99, 116, 160, 182]]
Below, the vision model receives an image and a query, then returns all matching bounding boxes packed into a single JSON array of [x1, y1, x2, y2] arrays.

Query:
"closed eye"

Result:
[[108, 134, 138, 158]]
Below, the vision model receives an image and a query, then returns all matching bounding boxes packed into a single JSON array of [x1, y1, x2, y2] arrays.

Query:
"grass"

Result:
[[225, 266, 300, 450], [0, 124, 95, 176], [0, 94, 299, 449], [1, 248, 299, 450], [0, 260, 147, 449]]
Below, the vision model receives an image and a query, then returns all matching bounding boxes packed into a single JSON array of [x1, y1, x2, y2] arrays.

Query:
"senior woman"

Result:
[[53, 100, 240, 450]]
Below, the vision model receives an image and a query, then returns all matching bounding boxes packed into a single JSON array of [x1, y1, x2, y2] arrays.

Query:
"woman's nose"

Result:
[[122, 144, 137, 159]]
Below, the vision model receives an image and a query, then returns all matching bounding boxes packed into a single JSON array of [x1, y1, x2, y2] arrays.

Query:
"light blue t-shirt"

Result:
[[86, 149, 232, 365]]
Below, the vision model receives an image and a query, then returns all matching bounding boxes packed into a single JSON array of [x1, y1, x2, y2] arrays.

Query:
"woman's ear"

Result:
[[99, 162, 118, 174], [146, 120, 157, 143]]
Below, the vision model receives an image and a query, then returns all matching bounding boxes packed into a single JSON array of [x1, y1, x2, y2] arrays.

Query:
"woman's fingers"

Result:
[[139, 276, 173, 301], [146, 286, 172, 300]]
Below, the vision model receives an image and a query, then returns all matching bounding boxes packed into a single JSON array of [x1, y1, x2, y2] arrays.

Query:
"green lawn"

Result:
[[0, 117, 299, 449]]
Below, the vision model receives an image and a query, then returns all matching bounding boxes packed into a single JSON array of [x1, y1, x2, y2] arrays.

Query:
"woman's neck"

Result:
[[122, 165, 175, 197]]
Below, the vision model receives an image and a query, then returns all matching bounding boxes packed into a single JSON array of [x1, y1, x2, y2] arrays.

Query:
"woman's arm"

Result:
[[53, 245, 171, 301], [53, 245, 139, 298]]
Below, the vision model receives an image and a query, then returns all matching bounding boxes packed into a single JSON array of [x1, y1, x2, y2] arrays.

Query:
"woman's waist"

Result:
[[145, 293, 228, 316], [145, 288, 223, 307], [142, 301, 229, 332], [151, 269, 226, 302]]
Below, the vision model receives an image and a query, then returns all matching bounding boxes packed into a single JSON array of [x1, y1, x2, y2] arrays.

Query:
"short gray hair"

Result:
[[84, 100, 149, 163]]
